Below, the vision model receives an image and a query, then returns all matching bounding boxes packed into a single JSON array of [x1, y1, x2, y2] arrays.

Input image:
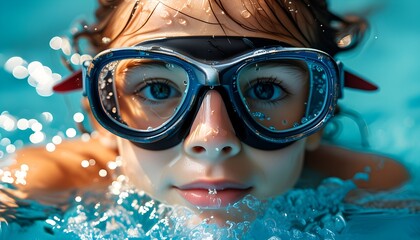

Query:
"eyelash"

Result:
[[247, 77, 290, 106], [133, 78, 175, 104]]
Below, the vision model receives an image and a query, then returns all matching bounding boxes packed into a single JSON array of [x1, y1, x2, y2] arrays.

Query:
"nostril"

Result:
[[222, 146, 232, 154], [192, 146, 206, 153]]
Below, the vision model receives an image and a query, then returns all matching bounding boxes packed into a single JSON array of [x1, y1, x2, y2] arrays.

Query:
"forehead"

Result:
[[108, 0, 309, 48]]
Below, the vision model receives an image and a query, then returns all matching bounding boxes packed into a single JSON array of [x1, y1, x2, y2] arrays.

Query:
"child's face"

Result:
[[108, 0, 312, 218]]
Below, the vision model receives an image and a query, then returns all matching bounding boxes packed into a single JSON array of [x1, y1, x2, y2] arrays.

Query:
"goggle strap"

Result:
[[53, 69, 83, 93], [344, 70, 378, 91]]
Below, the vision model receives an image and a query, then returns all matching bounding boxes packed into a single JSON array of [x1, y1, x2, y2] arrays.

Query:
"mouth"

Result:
[[174, 181, 253, 209]]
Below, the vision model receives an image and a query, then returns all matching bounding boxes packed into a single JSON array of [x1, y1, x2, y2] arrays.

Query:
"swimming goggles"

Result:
[[54, 37, 377, 150]]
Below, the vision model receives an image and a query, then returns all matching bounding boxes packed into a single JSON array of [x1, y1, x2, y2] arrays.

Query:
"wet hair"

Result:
[[72, 0, 366, 57]]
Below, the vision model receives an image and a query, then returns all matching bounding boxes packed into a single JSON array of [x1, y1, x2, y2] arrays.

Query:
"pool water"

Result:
[[1, 174, 419, 240], [1, 0, 420, 239]]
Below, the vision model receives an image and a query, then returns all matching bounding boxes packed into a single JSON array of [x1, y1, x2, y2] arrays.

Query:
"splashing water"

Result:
[[0, 175, 365, 240]]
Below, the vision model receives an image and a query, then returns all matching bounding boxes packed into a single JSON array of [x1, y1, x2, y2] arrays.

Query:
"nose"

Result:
[[184, 90, 241, 163]]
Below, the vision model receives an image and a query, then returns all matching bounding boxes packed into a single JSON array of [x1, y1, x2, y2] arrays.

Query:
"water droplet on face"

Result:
[[208, 188, 218, 195], [241, 10, 251, 18], [102, 37, 111, 44], [166, 19, 172, 25]]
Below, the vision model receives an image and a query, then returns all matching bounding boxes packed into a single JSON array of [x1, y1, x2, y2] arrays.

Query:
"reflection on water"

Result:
[[2, 174, 420, 240]]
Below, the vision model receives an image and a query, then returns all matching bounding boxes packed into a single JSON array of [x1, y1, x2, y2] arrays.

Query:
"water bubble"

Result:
[[46, 143, 56, 152], [208, 189, 217, 195], [42, 112, 54, 122], [102, 37, 111, 44], [165, 63, 174, 69], [241, 10, 251, 18], [252, 112, 268, 121], [66, 128, 77, 138], [17, 118, 29, 130], [49, 36, 62, 50], [30, 121, 43, 132], [12, 65, 29, 79], [160, 10, 170, 18], [29, 131, 45, 144], [52, 135, 62, 145], [6, 144, 16, 154], [73, 112, 85, 123], [5, 56, 26, 73], [99, 169, 108, 177], [81, 160, 90, 168], [70, 53, 81, 65]]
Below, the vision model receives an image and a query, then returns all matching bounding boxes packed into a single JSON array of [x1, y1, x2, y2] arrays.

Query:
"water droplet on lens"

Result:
[[178, 18, 187, 26], [241, 10, 251, 18], [282, 119, 288, 125], [147, 126, 153, 131], [255, 64, 260, 71], [166, 19, 172, 25], [112, 107, 117, 114], [160, 10, 170, 18]]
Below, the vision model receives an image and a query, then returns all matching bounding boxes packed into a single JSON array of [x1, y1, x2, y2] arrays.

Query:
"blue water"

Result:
[[1, 176, 420, 240], [1, 0, 420, 239]]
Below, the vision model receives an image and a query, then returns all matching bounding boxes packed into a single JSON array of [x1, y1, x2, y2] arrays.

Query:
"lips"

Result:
[[175, 181, 252, 208]]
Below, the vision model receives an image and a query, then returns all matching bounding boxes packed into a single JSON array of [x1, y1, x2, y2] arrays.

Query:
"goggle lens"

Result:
[[98, 59, 189, 132], [236, 59, 327, 132]]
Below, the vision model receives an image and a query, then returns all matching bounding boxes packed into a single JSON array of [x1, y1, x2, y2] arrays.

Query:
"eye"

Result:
[[135, 79, 181, 103], [245, 78, 288, 102]]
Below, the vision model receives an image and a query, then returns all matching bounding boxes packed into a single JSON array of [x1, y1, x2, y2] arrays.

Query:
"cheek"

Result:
[[246, 140, 306, 199], [117, 138, 181, 195]]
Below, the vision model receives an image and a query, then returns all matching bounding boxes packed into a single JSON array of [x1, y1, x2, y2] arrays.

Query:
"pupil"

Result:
[[151, 83, 170, 99], [254, 83, 274, 100]]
